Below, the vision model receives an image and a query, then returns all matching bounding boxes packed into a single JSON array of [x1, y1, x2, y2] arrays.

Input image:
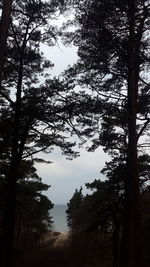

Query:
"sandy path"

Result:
[[53, 232, 69, 247], [44, 231, 70, 248]]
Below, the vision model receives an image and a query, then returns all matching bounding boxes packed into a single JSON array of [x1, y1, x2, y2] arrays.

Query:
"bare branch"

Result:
[[137, 118, 150, 140]]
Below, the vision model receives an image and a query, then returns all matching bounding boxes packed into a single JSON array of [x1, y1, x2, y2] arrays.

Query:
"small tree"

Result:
[[66, 187, 84, 236]]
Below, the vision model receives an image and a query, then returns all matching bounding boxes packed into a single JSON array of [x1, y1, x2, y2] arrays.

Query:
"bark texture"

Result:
[[120, 1, 142, 266], [0, 0, 12, 84]]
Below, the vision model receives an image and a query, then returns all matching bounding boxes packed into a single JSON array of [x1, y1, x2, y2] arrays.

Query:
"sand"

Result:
[[44, 231, 70, 248]]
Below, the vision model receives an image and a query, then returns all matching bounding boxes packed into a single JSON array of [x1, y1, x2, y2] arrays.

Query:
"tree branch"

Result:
[[137, 118, 150, 140]]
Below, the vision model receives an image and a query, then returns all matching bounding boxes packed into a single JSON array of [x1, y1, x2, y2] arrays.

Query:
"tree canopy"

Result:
[[0, 1, 150, 267], [62, 1, 150, 267]]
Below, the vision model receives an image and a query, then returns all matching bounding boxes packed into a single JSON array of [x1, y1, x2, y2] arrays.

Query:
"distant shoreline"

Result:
[[51, 204, 68, 233]]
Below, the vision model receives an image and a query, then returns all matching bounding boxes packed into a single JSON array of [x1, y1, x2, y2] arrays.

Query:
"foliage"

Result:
[[62, 3, 150, 266], [0, 0, 80, 163], [0, 160, 53, 233], [66, 187, 84, 234]]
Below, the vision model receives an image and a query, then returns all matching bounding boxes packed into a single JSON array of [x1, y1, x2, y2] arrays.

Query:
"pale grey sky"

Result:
[[37, 11, 150, 205], [37, 147, 109, 204], [37, 40, 109, 204]]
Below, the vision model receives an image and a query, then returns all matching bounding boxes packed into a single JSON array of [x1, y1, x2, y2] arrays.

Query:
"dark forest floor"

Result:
[[14, 231, 150, 267], [22, 232, 112, 267]]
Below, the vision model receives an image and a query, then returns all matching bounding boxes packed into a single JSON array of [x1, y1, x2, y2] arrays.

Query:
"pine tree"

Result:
[[0, 1, 77, 266], [66, 187, 84, 236], [63, 1, 150, 266], [0, 0, 12, 85]]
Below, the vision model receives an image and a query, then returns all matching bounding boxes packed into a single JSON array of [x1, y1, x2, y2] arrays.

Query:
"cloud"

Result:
[[36, 146, 110, 204], [41, 43, 78, 77], [38, 39, 110, 204]]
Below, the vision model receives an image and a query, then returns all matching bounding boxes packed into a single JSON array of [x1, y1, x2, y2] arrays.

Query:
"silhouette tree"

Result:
[[67, 152, 150, 267], [0, 1, 77, 266], [63, 1, 150, 266], [0, 159, 53, 265], [66, 187, 84, 236], [15, 161, 53, 250], [0, 0, 12, 85]]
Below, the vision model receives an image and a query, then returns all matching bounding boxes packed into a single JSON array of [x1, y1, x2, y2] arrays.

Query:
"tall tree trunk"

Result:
[[0, 0, 12, 84], [112, 218, 120, 267], [1, 56, 24, 267], [1, 15, 33, 262], [2, 158, 20, 267], [120, 1, 142, 267]]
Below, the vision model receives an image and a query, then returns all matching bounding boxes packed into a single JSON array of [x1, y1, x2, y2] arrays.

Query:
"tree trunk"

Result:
[[0, 0, 12, 84], [120, 1, 142, 267], [112, 219, 120, 267], [1, 55, 24, 267], [2, 159, 19, 267]]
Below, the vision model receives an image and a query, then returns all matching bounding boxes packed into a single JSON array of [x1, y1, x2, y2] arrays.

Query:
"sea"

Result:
[[51, 204, 68, 233]]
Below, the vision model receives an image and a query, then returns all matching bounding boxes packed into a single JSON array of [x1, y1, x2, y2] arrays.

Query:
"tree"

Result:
[[0, 159, 53, 265], [15, 161, 53, 252], [0, 0, 12, 85], [15, 160, 53, 236], [100, 153, 150, 267], [63, 1, 150, 266], [0, 1, 78, 266], [66, 151, 150, 267], [66, 187, 84, 236]]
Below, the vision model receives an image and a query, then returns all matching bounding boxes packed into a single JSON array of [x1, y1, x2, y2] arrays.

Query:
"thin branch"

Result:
[[138, 143, 150, 147], [10, 21, 21, 53], [22, 145, 50, 159], [137, 118, 150, 140], [139, 76, 150, 86], [0, 90, 14, 106]]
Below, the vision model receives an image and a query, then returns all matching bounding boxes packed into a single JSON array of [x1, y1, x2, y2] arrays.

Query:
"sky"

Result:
[[36, 8, 149, 205], [36, 41, 110, 205], [37, 147, 109, 204]]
